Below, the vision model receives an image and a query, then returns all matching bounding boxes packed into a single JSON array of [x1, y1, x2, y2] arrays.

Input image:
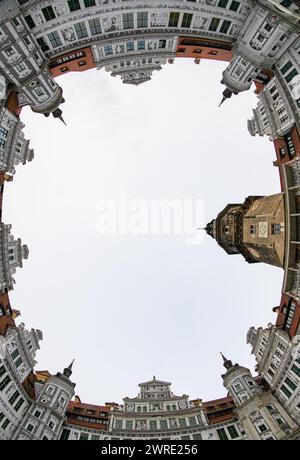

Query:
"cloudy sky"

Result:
[[5, 58, 282, 404]]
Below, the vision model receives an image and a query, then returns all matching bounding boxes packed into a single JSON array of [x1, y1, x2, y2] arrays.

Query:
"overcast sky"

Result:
[[4, 58, 282, 404]]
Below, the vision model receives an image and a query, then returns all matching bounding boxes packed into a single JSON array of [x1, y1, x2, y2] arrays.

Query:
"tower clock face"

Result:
[[258, 222, 268, 238], [126, 403, 134, 412]]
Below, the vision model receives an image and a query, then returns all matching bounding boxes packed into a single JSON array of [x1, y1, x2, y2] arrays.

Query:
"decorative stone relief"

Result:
[[193, 16, 208, 30], [62, 27, 76, 42], [54, 2, 68, 17], [150, 12, 168, 27], [102, 15, 122, 33]]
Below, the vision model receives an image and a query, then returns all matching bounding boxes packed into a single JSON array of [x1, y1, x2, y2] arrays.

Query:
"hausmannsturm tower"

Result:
[[0, 0, 300, 441]]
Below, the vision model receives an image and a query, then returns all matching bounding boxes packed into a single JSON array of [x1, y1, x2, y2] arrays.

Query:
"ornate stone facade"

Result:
[[0, 0, 64, 116], [0, 320, 42, 440], [0, 102, 34, 175], [0, 224, 28, 292], [221, 354, 300, 440]]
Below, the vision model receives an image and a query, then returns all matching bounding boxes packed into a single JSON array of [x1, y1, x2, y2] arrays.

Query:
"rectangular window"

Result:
[[104, 45, 113, 55], [188, 416, 197, 427], [291, 364, 300, 377], [74, 22, 88, 39], [2, 419, 9, 430], [84, 0, 96, 6], [0, 366, 6, 378], [125, 420, 133, 430], [181, 13, 193, 28], [259, 424, 268, 432], [250, 225, 256, 234], [14, 397, 24, 412], [79, 433, 89, 440], [68, 0, 81, 12], [37, 37, 49, 52], [160, 420, 168, 430], [220, 20, 231, 34], [169, 12, 180, 27], [228, 425, 239, 439], [9, 390, 19, 405], [14, 357, 22, 368], [89, 18, 101, 35], [126, 42, 134, 52], [217, 428, 228, 440], [209, 18, 221, 32], [281, 61, 293, 75], [264, 23, 272, 32], [15, 63, 26, 72], [47, 31, 62, 48], [149, 420, 157, 430], [286, 69, 298, 83], [115, 420, 123, 430], [138, 40, 145, 50], [271, 224, 281, 235], [123, 13, 134, 30], [285, 377, 297, 391], [229, 0, 240, 11], [24, 15, 35, 29], [281, 384, 292, 398], [159, 40, 166, 49], [61, 428, 70, 440], [268, 368, 275, 377], [137, 12, 148, 28], [285, 133, 296, 157], [218, 0, 229, 7], [42, 6, 55, 22], [179, 418, 187, 428], [0, 127, 8, 140], [0, 375, 11, 391]]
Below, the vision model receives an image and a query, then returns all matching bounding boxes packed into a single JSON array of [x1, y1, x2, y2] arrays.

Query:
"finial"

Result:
[[63, 359, 74, 378], [58, 115, 67, 126], [220, 352, 233, 370], [219, 88, 233, 107], [219, 95, 227, 107], [220, 352, 227, 362], [153, 375, 156, 381], [52, 108, 67, 126]]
